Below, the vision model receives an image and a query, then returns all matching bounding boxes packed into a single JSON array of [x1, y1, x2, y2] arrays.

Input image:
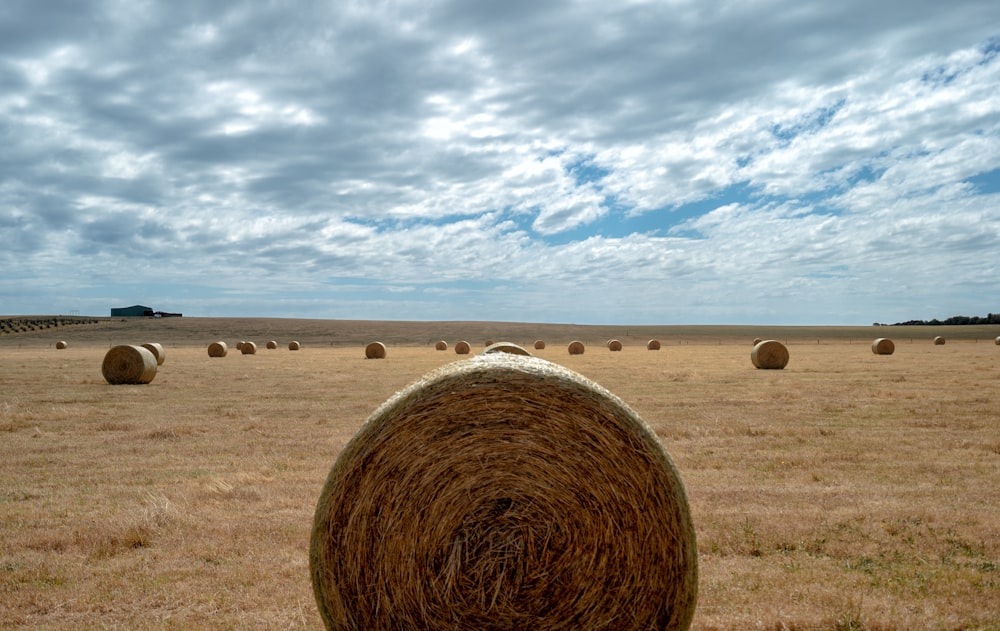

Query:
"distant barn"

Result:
[[111, 305, 154, 317], [109, 305, 182, 317]]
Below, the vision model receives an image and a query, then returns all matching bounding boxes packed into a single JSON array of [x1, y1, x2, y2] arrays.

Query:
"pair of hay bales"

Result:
[[310, 353, 697, 630], [264, 340, 301, 350], [102, 342, 165, 385]]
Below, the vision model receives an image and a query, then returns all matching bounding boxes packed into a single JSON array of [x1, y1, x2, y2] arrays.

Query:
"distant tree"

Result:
[[890, 312, 1000, 326]]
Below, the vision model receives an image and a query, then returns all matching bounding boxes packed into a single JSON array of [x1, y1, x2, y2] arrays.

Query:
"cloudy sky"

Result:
[[2, 1, 999, 324]]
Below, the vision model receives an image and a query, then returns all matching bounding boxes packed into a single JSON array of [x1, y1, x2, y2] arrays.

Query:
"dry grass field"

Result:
[[1, 318, 998, 630]]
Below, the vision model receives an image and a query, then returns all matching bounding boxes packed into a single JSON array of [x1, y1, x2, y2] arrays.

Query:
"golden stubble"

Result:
[[1, 334, 998, 630]]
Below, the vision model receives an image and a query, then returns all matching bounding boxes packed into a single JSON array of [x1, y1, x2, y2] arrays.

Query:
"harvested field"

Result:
[[0, 319, 998, 629]]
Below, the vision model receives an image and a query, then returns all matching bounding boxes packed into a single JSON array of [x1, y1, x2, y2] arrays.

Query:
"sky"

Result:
[[2, 1, 999, 325]]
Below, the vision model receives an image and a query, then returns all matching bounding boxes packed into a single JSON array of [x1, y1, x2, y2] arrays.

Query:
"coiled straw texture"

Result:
[[310, 354, 698, 631]]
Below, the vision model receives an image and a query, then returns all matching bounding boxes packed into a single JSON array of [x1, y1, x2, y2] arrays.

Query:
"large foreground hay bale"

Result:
[[435, 340, 448, 351], [141, 342, 165, 365], [55, 340, 68, 349], [534, 340, 546, 350], [266, 340, 278, 349], [310, 354, 698, 631], [454, 341, 471, 355], [289, 341, 301, 350], [102, 345, 157, 385], [207, 341, 228, 357], [482, 341, 531, 356], [365, 342, 387, 359], [871, 338, 895, 355], [933, 336, 946, 345], [751, 340, 789, 369], [608, 339, 623, 351], [648, 339, 661, 350], [241, 341, 257, 355], [567, 340, 585, 355]]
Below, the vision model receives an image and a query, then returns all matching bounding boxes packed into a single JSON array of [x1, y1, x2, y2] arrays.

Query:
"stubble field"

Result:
[[1, 318, 998, 630]]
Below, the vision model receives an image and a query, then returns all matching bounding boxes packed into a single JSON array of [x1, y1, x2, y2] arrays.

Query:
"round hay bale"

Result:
[[266, 340, 278, 350], [482, 342, 531, 356], [933, 336, 946, 345], [141, 342, 165, 366], [995, 336, 1000, 346], [289, 341, 301, 350], [236, 341, 245, 351], [102, 345, 157, 385], [484, 340, 494, 347], [55, 340, 68, 349], [435, 340, 448, 351], [241, 341, 257, 355], [567, 340, 585, 355], [752, 337, 763, 346], [310, 354, 698, 631], [365, 341, 387, 359], [608, 339, 623, 351], [751, 340, 789, 369], [647, 339, 661, 350], [871, 338, 895, 355], [533, 340, 545, 350], [207, 341, 228, 357], [454, 341, 471, 355]]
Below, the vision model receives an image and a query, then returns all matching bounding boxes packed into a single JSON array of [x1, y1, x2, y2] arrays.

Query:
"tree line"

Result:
[[874, 313, 1000, 326]]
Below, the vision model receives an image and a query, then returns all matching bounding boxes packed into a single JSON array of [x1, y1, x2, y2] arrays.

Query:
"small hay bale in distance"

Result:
[[266, 340, 278, 350], [995, 336, 1000, 346], [567, 340, 585, 355], [365, 341, 387, 359], [207, 341, 228, 357], [533, 340, 546, 350], [608, 339, 623, 351], [141, 342, 165, 366], [482, 341, 531, 356], [241, 341, 257, 355], [871, 338, 895, 355], [55, 340, 68, 349], [236, 341, 245, 351], [435, 340, 448, 351], [484, 339, 494, 347], [454, 340, 471, 355], [102, 345, 157, 385], [752, 337, 763, 345], [310, 354, 698, 631], [751, 339, 789, 369], [289, 341, 301, 350], [647, 339, 661, 350], [933, 336, 946, 345]]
